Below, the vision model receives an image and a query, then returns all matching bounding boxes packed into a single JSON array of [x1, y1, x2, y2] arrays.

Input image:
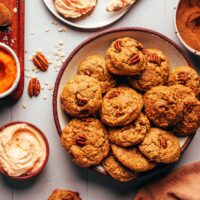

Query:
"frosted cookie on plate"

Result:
[[107, 0, 136, 12], [54, 0, 97, 19], [48, 189, 81, 200], [105, 37, 146, 76], [78, 55, 116, 93], [128, 48, 170, 92]]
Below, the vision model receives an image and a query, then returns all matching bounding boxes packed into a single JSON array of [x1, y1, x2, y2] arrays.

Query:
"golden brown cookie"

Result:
[[60, 75, 102, 117], [100, 86, 143, 127], [139, 128, 181, 164], [48, 189, 81, 200], [102, 155, 137, 182], [61, 118, 110, 167], [111, 144, 156, 172], [0, 3, 11, 26], [144, 86, 184, 127], [167, 66, 200, 100], [78, 55, 116, 93], [105, 37, 146, 75], [128, 48, 170, 92], [108, 113, 150, 147]]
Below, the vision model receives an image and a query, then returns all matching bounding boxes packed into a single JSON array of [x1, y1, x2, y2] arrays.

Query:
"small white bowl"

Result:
[[0, 43, 21, 99], [174, 0, 200, 56]]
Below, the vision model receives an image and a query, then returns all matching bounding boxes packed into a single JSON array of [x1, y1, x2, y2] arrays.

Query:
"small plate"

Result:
[[53, 27, 195, 179], [43, 0, 136, 30]]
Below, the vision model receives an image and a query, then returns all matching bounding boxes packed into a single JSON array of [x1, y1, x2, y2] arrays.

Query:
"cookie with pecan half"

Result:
[[61, 118, 110, 167], [105, 37, 146, 75], [48, 189, 81, 200], [128, 48, 170, 92]]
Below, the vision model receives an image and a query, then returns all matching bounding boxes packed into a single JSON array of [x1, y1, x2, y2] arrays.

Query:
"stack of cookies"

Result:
[[60, 37, 200, 182]]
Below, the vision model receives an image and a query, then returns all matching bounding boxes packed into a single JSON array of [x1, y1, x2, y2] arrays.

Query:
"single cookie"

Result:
[[128, 48, 170, 92], [48, 189, 81, 200], [100, 86, 143, 127], [167, 66, 200, 100], [109, 113, 150, 147], [60, 75, 102, 117], [61, 118, 110, 167], [102, 155, 137, 182], [105, 37, 146, 75], [111, 144, 156, 172], [78, 55, 116, 93], [139, 128, 181, 164], [144, 86, 184, 127]]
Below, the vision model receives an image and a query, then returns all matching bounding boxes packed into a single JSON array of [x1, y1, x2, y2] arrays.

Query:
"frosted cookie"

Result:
[[107, 0, 135, 12]]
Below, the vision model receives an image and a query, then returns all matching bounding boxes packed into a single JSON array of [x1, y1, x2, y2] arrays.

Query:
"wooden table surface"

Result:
[[0, 0, 200, 199]]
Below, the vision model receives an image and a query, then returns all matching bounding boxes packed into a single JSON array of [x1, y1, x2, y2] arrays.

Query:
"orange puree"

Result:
[[0, 49, 17, 94]]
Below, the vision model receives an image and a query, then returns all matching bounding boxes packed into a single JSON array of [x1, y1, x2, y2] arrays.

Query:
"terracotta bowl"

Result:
[[0, 121, 50, 180], [53, 27, 195, 179]]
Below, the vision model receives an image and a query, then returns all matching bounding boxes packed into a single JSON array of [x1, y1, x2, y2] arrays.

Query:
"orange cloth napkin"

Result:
[[134, 162, 200, 200]]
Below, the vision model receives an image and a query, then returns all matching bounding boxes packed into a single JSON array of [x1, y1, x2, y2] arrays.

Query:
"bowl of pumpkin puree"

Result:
[[0, 43, 20, 99]]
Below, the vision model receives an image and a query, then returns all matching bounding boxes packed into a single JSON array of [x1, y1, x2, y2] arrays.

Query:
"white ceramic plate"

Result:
[[53, 27, 195, 178], [43, 0, 136, 30]]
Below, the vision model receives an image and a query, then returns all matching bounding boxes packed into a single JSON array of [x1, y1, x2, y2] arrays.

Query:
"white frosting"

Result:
[[54, 0, 97, 18], [0, 124, 47, 177], [107, 0, 135, 12]]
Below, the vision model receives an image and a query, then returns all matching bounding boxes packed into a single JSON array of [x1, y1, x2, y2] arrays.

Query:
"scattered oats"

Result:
[[45, 28, 50, 32], [58, 40, 64, 45], [48, 60, 53, 64], [48, 86, 53, 91], [55, 68, 59, 72], [58, 27, 63, 32], [43, 96, 48, 100], [41, 86, 44, 90], [35, 69, 40, 73], [13, 7, 18, 13], [51, 19, 58, 25], [30, 31, 35, 35], [45, 80, 49, 85], [22, 104, 27, 109]]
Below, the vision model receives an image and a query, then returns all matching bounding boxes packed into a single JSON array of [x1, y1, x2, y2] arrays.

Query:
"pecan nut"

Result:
[[148, 53, 162, 65], [75, 134, 87, 146], [108, 91, 120, 99], [28, 77, 41, 97], [32, 52, 49, 71], [159, 137, 167, 149], [114, 40, 122, 53], [128, 54, 140, 65], [115, 110, 124, 117]]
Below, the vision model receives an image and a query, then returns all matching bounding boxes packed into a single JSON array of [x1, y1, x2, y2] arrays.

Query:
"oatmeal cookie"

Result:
[[144, 86, 184, 127], [60, 75, 102, 117], [100, 86, 143, 126], [61, 118, 110, 167], [139, 128, 181, 163], [167, 66, 200, 100], [102, 155, 137, 182], [105, 37, 146, 75], [111, 145, 156, 172], [128, 48, 170, 92], [48, 189, 81, 200], [78, 55, 116, 93], [108, 113, 150, 147]]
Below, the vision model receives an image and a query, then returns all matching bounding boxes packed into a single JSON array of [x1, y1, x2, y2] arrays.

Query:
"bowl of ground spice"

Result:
[[0, 43, 20, 99], [174, 0, 200, 55]]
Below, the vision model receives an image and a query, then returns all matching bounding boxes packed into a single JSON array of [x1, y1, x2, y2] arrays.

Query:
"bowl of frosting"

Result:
[[0, 122, 49, 180], [0, 42, 21, 99]]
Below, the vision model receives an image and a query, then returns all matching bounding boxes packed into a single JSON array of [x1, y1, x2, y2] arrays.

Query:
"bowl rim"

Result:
[[173, 0, 200, 56], [0, 43, 21, 99], [52, 27, 195, 178], [0, 121, 50, 180]]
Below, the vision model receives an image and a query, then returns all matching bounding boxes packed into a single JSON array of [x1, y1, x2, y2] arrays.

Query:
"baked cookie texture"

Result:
[[102, 155, 137, 182], [109, 113, 150, 147], [144, 86, 184, 127], [139, 128, 181, 163], [167, 66, 200, 100], [105, 37, 146, 75], [60, 75, 102, 117], [128, 48, 170, 92], [111, 144, 156, 172], [78, 55, 116, 93], [61, 118, 110, 167], [100, 86, 143, 127], [48, 189, 81, 200]]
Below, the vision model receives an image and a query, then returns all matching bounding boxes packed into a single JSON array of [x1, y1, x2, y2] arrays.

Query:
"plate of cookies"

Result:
[[53, 27, 200, 182], [43, 0, 136, 30]]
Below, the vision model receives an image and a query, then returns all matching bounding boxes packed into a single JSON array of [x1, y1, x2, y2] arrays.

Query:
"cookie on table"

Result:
[[102, 155, 137, 182], [128, 48, 170, 92], [78, 55, 116, 93], [61, 118, 110, 167], [167, 66, 200, 100], [111, 144, 156, 172], [105, 37, 146, 75], [109, 113, 150, 147], [139, 128, 181, 164], [60, 75, 102, 117], [100, 86, 143, 127], [48, 189, 81, 200], [143, 86, 184, 127]]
